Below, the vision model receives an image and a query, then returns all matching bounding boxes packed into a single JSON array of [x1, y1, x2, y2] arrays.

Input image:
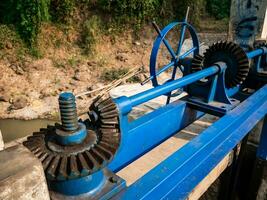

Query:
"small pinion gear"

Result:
[[191, 41, 250, 88], [23, 95, 120, 181]]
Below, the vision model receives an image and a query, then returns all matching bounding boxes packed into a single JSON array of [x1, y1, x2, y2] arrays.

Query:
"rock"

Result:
[[0, 95, 9, 102], [117, 49, 129, 54], [9, 96, 28, 110], [40, 88, 55, 99], [70, 80, 78, 86], [116, 53, 128, 62], [144, 40, 149, 46], [137, 73, 147, 81], [5, 42, 13, 49], [87, 85, 99, 91], [133, 41, 141, 46], [9, 64, 24, 75], [73, 70, 81, 81], [87, 61, 97, 67]]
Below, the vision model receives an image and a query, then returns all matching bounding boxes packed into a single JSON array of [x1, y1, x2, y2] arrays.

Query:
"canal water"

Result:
[[0, 119, 57, 143]]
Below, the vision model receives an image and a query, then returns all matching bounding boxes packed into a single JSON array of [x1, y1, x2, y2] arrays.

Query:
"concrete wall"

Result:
[[0, 145, 50, 200], [229, 0, 267, 49]]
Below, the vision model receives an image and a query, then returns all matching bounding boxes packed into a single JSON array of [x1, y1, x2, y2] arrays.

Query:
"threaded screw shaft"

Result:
[[58, 92, 79, 131]]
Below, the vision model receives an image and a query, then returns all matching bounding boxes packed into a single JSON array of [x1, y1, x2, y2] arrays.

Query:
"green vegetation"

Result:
[[81, 15, 101, 54], [0, 0, 231, 53], [49, 0, 75, 23], [0, 0, 49, 46], [206, 0, 231, 20], [101, 68, 129, 81]]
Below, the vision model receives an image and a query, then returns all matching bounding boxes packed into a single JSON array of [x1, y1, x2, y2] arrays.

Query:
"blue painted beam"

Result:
[[257, 115, 267, 160], [108, 100, 204, 172], [116, 84, 267, 200]]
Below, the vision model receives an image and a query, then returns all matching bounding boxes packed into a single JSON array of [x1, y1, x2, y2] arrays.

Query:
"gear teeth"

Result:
[[58, 156, 68, 180], [47, 155, 60, 180], [85, 150, 99, 170], [191, 54, 204, 73], [99, 141, 117, 153], [95, 145, 113, 160], [77, 153, 90, 176], [68, 155, 80, 179], [43, 155, 54, 171], [101, 118, 118, 125], [39, 152, 48, 162], [90, 149, 105, 166], [100, 109, 118, 119], [202, 41, 250, 88]]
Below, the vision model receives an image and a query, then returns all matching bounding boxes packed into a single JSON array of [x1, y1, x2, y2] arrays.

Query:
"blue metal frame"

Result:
[[257, 115, 267, 160], [113, 84, 267, 200]]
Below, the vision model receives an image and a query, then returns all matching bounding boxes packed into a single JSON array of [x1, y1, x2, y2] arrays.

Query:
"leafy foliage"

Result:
[[0, 0, 50, 46], [0, 0, 231, 50], [16, 0, 49, 45], [206, 0, 231, 20], [98, 0, 162, 26], [49, 0, 75, 23], [101, 68, 129, 81], [81, 15, 101, 54]]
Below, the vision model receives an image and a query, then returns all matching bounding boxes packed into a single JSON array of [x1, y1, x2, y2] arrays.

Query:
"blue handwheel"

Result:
[[148, 21, 200, 88]]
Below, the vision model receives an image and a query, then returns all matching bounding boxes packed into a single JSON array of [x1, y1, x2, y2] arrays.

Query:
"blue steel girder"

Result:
[[114, 84, 267, 200], [257, 115, 267, 160]]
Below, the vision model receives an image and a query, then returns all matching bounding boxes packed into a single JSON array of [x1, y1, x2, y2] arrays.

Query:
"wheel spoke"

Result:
[[141, 61, 175, 85], [176, 24, 187, 56], [180, 47, 198, 59], [162, 38, 176, 59], [157, 61, 175, 77]]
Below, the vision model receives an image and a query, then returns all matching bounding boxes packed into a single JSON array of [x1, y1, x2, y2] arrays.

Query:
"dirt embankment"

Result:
[[0, 23, 227, 120]]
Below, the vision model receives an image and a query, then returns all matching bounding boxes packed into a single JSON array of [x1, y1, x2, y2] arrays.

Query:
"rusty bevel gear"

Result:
[[191, 41, 250, 88], [23, 95, 120, 181], [191, 54, 204, 73]]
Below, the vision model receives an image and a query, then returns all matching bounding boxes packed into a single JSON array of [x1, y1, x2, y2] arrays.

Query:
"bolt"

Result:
[[58, 92, 78, 131]]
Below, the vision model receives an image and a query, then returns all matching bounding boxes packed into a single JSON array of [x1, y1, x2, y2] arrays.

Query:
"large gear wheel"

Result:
[[23, 95, 120, 181], [191, 41, 250, 88]]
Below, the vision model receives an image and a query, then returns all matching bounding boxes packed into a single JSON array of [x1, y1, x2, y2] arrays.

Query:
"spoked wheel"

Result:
[[148, 21, 200, 88]]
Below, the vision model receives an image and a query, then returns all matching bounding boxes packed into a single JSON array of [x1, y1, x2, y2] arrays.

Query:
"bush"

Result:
[[101, 68, 129, 81], [49, 0, 75, 23], [206, 0, 231, 20], [81, 15, 101, 54], [98, 0, 161, 26], [161, 0, 205, 24], [0, 0, 50, 46]]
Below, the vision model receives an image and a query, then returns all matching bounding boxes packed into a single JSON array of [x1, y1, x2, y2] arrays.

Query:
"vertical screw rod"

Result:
[[58, 92, 79, 131]]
